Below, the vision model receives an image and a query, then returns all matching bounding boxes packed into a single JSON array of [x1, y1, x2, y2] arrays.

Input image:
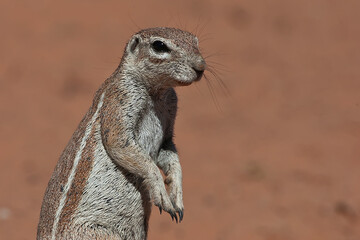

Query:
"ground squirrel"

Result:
[[37, 27, 206, 240]]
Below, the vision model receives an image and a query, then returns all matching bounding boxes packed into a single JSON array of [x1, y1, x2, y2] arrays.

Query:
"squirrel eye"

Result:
[[152, 40, 170, 53]]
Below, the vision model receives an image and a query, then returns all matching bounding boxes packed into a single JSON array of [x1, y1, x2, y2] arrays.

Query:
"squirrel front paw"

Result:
[[144, 177, 179, 222], [165, 175, 184, 222]]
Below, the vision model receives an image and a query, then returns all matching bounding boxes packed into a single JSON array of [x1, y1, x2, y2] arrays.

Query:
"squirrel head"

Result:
[[122, 27, 206, 89]]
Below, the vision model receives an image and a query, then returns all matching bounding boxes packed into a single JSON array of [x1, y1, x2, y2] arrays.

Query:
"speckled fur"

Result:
[[37, 27, 206, 240]]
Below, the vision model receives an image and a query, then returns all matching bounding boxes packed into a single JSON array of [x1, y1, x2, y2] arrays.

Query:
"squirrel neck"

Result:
[[113, 61, 172, 99]]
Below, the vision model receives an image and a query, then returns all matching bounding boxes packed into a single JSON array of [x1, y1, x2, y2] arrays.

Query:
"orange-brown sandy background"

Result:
[[1, 0, 360, 239]]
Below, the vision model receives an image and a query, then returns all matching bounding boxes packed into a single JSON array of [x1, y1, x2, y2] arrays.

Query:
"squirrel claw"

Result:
[[169, 211, 178, 223], [178, 210, 184, 222], [173, 213, 178, 223]]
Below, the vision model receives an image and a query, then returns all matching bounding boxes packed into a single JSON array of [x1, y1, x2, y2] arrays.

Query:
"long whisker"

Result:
[[205, 63, 229, 75], [198, 21, 210, 41], [205, 60, 228, 70], [206, 66, 230, 95], [194, 79, 205, 98], [191, 18, 200, 36], [198, 33, 214, 44], [204, 73, 222, 112], [203, 52, 227, 60], [128, 15, 142, 33]]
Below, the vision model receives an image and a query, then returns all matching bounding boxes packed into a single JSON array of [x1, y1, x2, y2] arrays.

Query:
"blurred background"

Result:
[[1, 0, 360, 239]]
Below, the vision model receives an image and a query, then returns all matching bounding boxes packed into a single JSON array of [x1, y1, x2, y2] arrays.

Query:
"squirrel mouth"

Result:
[[175, 69, 204, 86], [194, 69, 204, 81], [177, 80, 193, 86]]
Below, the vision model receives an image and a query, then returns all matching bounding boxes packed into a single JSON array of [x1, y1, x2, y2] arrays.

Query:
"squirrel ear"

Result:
[[128, 35, 140, 54]]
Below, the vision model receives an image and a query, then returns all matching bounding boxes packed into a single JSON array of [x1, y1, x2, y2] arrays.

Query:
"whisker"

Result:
[[198, 37, 214, 44], [198, 33, 214, 44], [194, 80, 205, 97], [191, 18, 200, 36], [206, 66, 230, 95], [198, 20, 210, 40], [204, 73, 223, 112], [205, 60, 227, 69], [203, 52, 227, 59], [128, 15, 142, 33], [205, 61, 230, 73]]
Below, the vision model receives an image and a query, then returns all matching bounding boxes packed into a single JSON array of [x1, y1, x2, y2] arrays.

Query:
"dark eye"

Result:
[[152, 40, 170, 53]]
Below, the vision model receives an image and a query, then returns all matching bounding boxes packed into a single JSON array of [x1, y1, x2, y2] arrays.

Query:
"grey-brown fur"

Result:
[[37, 27, 206, 240]]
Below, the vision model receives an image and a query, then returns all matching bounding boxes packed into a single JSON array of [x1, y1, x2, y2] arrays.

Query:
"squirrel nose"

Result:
[[192, 57, 206, 80], [192, 58, 206, 72]]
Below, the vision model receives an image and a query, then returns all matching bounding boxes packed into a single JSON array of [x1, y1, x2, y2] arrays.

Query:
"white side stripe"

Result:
[[51, 92, 105, 239]]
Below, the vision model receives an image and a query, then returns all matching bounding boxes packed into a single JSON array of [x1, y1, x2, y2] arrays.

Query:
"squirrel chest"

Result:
[[135, 99, 169, 160]]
